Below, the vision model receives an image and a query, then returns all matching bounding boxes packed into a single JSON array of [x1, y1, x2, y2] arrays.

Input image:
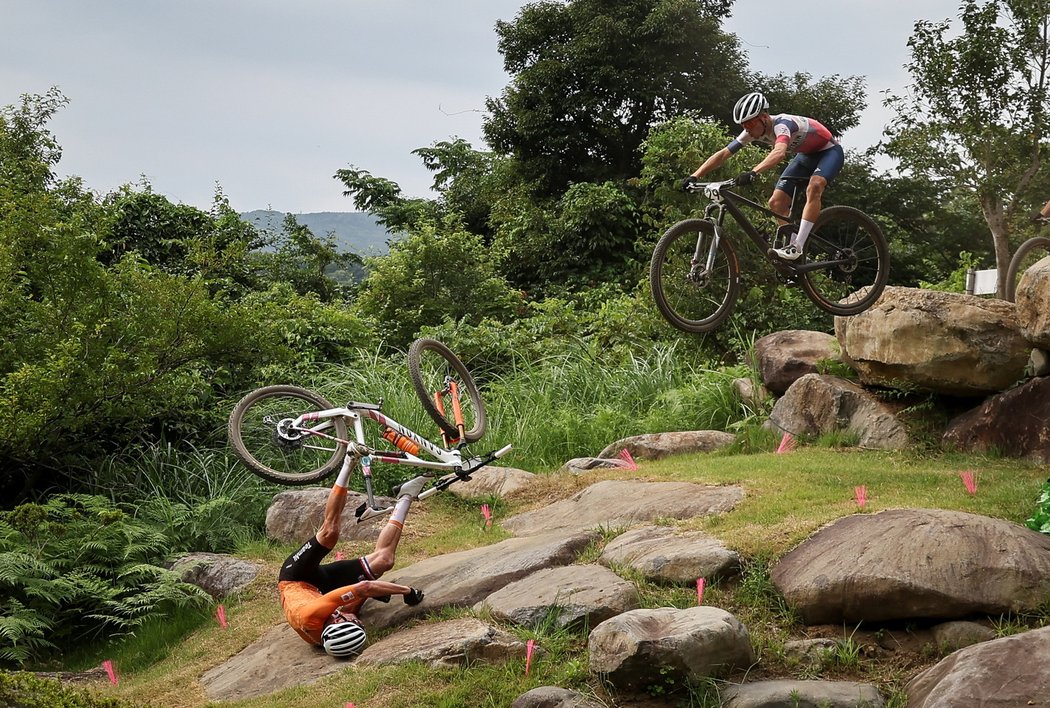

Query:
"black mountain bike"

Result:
[[650, 178, 890, 333]]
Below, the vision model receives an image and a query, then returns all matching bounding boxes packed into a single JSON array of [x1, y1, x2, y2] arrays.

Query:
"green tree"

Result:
[[483, 0, 748, 195], [352, 217, 519, 348], [760, 71, 867, 137], [883, 0, 1050, 296]]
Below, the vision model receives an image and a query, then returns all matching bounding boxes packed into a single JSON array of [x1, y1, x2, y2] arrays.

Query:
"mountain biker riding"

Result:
[[278, 469, 428, 658], [682, 91, 845, 261]]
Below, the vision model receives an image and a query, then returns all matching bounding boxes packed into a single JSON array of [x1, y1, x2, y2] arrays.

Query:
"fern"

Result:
[[0, 495, 209, 668]]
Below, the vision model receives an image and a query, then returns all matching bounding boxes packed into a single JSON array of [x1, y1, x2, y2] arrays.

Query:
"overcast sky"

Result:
[[3, 0, 962, 214]]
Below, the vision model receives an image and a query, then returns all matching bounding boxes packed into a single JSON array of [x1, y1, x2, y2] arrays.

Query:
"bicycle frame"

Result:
[[290, 401, 512, 520], [694, 180, 855, 278]]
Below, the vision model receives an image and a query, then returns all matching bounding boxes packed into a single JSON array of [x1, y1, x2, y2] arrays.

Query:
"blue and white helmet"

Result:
[[321, 620, 367, 658], [733, 92, 769, 124]]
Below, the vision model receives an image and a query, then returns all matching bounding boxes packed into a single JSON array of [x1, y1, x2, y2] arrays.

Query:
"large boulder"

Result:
[[771, 509, 1050, 624], [720, 680, 885, 707], [597, 431, 736, 461], [834, 286, 1030, 395], [751, 329, 840, 395], [768, 374, 910, 449], [169, 552, 263, 599], [474, 564, 639, 630], [906, 626, 1050, 706], [265, 488, 393, 544], [587, 606, 754, 691], [200, 624, 343, 702], [598, 526, 740, 584], [1015, 256, 1050, 348], [354, 617, 528, 668], [942, 376, 1050, 462], [360, 531, 597, 630], [447, 465, 536, 499], [511, 687, 605, 708], [501, 480, 744, 537]]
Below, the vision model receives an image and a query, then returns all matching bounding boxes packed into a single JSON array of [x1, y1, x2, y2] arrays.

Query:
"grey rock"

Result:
[[1015, 256, 1050, 348], [474, 564, 638, 630], [906, 625, 1050, 706], [170, 552, 263, 599], [355, 617, 528, 668], [597, 430, 736, 461], [720, 679, 885, 707], [930, 621, 996, 651], [265, 487, 393, 544], [598, 525, 740, 584], [751, 329, 841, 395], [502, 480, 744, 537], [447, 465, 536, 499], [942, 376, 1050, 463], [771, 509, 1050, 624], [510, 686, 604, 708], [587, 606, 754, 690]]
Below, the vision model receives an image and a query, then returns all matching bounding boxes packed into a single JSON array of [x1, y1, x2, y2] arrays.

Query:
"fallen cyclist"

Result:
[[277, 466, 428, 658]]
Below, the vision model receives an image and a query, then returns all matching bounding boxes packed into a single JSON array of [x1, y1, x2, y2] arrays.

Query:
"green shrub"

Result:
[[0, 495, 208, 668], [0, 671, 139, 708], [1026, 478, 1050, 535]]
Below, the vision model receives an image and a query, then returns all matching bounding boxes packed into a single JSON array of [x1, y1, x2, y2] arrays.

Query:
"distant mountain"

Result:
[[240, 210, 393, 256]]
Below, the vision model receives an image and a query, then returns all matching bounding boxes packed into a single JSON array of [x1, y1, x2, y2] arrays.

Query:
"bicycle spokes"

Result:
[[801, 206, 889, 316]]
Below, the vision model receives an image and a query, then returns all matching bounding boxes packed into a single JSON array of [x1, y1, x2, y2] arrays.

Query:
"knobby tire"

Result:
[[649, 218, 740, 333], [228, 384, 347, 485], [800, 205, 890, 316], [1005, 236, 1050, 302], [407, 338, 487, 443]]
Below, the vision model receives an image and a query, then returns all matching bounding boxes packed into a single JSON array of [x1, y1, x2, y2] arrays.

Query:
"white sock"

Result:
[[390, 496, 412, 525], [793, 219, 815, 250]]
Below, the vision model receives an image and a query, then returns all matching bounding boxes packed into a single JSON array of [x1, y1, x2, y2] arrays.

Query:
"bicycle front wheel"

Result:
[[650, 218, 740, 333], [228, 385, 348, 485], [407, 338, 487, 443], [800, 206, 890, 316], [1005, 236, 1050, 302]]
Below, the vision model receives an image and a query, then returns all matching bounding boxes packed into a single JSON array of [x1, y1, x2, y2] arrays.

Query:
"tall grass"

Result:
[[479, 341, 757, 471]]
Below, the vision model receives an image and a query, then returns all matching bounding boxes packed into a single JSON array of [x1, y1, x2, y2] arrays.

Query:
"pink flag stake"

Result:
[[617, 447, 638, 470], [776, 432, 797, 454], [854, 485, 867, 510], [334, 550, 346, 561], [346, 703, 356, 708], [481, 503, 492, 529], [525, 638, 536, 676], [102, 659, 118, 685], [696, 577, 706, 605], [960, 470, 977, 495], [216, 604, 228, 629]]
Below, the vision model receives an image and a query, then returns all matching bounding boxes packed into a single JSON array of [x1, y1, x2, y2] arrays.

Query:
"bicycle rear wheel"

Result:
[[800, 206, 889, 316], [1005, 236, 1050, 302], [228, 385, 347, 485], [649, 218, 740, 333], [407, 338, 487, 443]]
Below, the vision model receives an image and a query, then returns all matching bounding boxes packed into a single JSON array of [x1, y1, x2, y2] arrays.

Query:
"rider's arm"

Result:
[[692, 147, 733, 179], [750, 142, 788, 175]]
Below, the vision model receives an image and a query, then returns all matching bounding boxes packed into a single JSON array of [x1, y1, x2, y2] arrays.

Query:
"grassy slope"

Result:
[[99, 447, 1048, 708]]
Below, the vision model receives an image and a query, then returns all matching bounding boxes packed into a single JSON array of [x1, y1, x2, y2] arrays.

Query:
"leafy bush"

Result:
[[0, 671, 138, 708], [1026, 478, 1050, 535], [0, 495, 209, 668]]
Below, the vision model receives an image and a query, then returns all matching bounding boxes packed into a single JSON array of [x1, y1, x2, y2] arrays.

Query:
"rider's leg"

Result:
[[794, 175, 827, 249], [315, 456, 358, 548], [767, 187, 793, 224], [361, 476, 428, 577]]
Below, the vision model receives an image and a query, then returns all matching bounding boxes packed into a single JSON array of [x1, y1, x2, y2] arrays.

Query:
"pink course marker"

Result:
[[525, 638, 536, 676], [776, 432, 797, 454], [102, 659, 118, 685], [618, 448, 638, 470], [334, 550, 346, 561], [854, 485, 868, 510], [216, 604, 228, 629], [481, 503, 492, 529], [960, 470, 977, 495], [696, 577, 706, 605]]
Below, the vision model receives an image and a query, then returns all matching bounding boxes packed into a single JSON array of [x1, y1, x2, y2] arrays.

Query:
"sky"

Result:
[[3, 0, 962, 215]]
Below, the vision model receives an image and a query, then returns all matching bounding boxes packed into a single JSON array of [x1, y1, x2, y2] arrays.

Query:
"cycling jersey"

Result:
[[727, 114, 837, 155], [279, 580, 363, 644]]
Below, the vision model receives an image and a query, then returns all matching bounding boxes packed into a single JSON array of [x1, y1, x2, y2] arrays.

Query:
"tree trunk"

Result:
[[979, 191, 1013, 299]]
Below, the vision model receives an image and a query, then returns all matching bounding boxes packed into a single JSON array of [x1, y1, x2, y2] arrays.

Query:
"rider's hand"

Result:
[[680, 175, 699, 192], [404, 588, 424, 606], [734, 170, 758, 186]]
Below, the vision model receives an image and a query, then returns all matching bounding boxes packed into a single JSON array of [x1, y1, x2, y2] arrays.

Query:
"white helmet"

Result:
[[733, 92, 768, 124], [321, 620, 367, 658]]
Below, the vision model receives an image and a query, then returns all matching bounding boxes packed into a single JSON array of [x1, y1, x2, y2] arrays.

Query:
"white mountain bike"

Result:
[[227, 338, 512, 522]]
